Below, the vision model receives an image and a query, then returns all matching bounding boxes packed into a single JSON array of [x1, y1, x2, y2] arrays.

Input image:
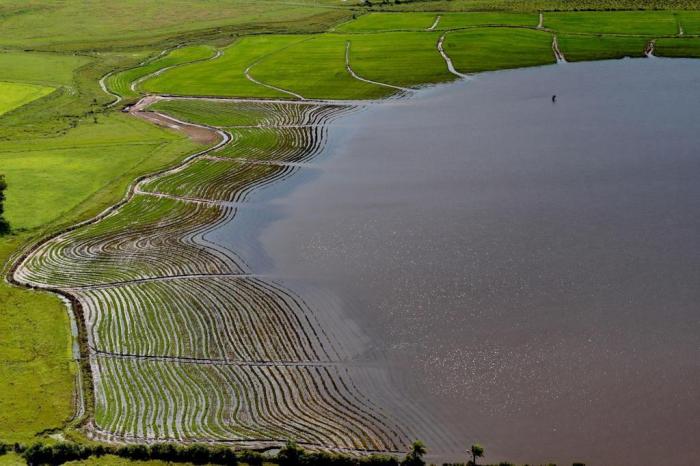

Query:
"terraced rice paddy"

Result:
[[12, 99, 426, 452]]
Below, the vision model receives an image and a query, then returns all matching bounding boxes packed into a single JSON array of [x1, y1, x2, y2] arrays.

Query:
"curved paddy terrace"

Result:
[[8, 7, 700, 466]]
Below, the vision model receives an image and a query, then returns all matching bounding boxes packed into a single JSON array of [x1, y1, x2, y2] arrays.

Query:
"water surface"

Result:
[[210, 58, 700, 465]]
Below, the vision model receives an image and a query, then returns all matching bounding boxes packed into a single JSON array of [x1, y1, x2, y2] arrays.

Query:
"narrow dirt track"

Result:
[[437, 33, 469, 78]]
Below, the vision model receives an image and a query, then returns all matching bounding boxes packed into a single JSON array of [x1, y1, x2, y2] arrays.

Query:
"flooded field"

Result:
[[208, 58, 700, 465]]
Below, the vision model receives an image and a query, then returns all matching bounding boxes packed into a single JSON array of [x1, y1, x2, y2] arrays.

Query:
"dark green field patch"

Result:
[[348, 32, 453, 87], [445, 28, 556, 73], [655, 37, 700, 57], [545, 11, 678, 36], [558, 34, 648, 61]]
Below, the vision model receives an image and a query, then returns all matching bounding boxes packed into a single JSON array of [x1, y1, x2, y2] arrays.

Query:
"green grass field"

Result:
[[656, 37, 700, 57], [252, 34, 389, 99], [348, 32, 453, 87], [544, 11, 679, 35], [0, 83, 54, 116], [107, 45, 216, 100], [558, 34, 648, 61], [142, 35, 307, 98], [445, 28, 556, 73], [336, 12, 438, 31]]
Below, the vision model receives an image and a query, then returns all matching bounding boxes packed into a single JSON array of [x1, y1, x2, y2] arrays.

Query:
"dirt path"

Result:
[[552, 35, 566, 63], [427, 15, 441, 31], [645, 39, 656, 58], [344, 41, 412, 93], [437, 33, 469, 78]]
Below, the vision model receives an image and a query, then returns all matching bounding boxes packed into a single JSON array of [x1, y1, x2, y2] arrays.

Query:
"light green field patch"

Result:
[[108, 45, 216, 100], [0, 82, 54, 116], [558, 34, 648, 61], [0, 114, 199, 230], [0, 51, 89, 87], [437, 12, 539, 30], [348, 32, 453, 87], [142, 36, 307, 98], [655, 37, 700, 57], [252, 34, 390, 100], [675, 11, 700, 34], [336, 12, 438, 32], [545, 11, 678, 36], [444, 28, 556, 73], [0, 235, 74, 443]]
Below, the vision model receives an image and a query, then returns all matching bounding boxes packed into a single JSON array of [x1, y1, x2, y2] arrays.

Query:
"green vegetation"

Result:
[[656, 38, 700, 57], [0, 0, 352, 51], [445, 28, 555, 73], [252, 34, 389, 99], [349, 32, 452, 86], [0, 115, 198, 230], [676, 11, 700, 34], [0, 176, 8, 235], [107, 45, 216, 101], [142, 35, 307, 98], [0, 83, 54, 116], [437, 12, 538, 29], [558, 34, 648, 61], [544, 11, 678, 35], [336, 12, 438, 31]]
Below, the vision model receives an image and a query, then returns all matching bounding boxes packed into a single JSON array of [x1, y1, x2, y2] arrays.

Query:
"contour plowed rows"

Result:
[[16, 195, 240, 288], [16, 101, 409, 451], [93, 358, 407, 450], [78, 276, 341, 362]]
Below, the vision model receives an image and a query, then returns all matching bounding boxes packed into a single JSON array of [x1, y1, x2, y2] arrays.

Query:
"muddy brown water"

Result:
[[208, 58, 700, 465]]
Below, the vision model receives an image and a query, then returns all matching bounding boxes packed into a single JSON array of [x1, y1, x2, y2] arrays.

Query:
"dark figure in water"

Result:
[[552, 94, 557, 103]]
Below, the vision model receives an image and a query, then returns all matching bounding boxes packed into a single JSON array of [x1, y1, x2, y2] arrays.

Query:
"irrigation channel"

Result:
[[11, 57, 700, 465]]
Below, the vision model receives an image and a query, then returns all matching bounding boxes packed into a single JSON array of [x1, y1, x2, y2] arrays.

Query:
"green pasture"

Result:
[[656, 37, 700, 57], [142, 35, 307, 98], [0, 82, 54, 116], [108, 45, 216, 100], [336, 11, 538, 32], [387, 0, 700, 12], [0, 236, 74, 443], [0, 114, 198, 230], [445, 28, 556, 73], [0, 52, 89, 88], [252, 35, 389, 100], [0, 0, 352, 50], [348, 32, 453, 87], [676, 11, 700, 34], [437, 12, 539, 29], [558, 34, 648, 61], [336, 12, 438, 31], [544, 11, 679, 35]]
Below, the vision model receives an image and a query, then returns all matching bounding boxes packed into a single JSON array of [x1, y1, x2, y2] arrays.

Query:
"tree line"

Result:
[[0, 439, 586, 466], [0, 174, 9, 235]]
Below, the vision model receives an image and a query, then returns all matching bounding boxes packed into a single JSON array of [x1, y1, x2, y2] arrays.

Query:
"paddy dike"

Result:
[[208, 58, 700, 465]]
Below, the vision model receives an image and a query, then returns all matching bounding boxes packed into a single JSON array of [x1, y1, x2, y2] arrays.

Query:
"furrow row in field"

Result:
[[76, 276, 342, 362], [92, 358, 409, 450]]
